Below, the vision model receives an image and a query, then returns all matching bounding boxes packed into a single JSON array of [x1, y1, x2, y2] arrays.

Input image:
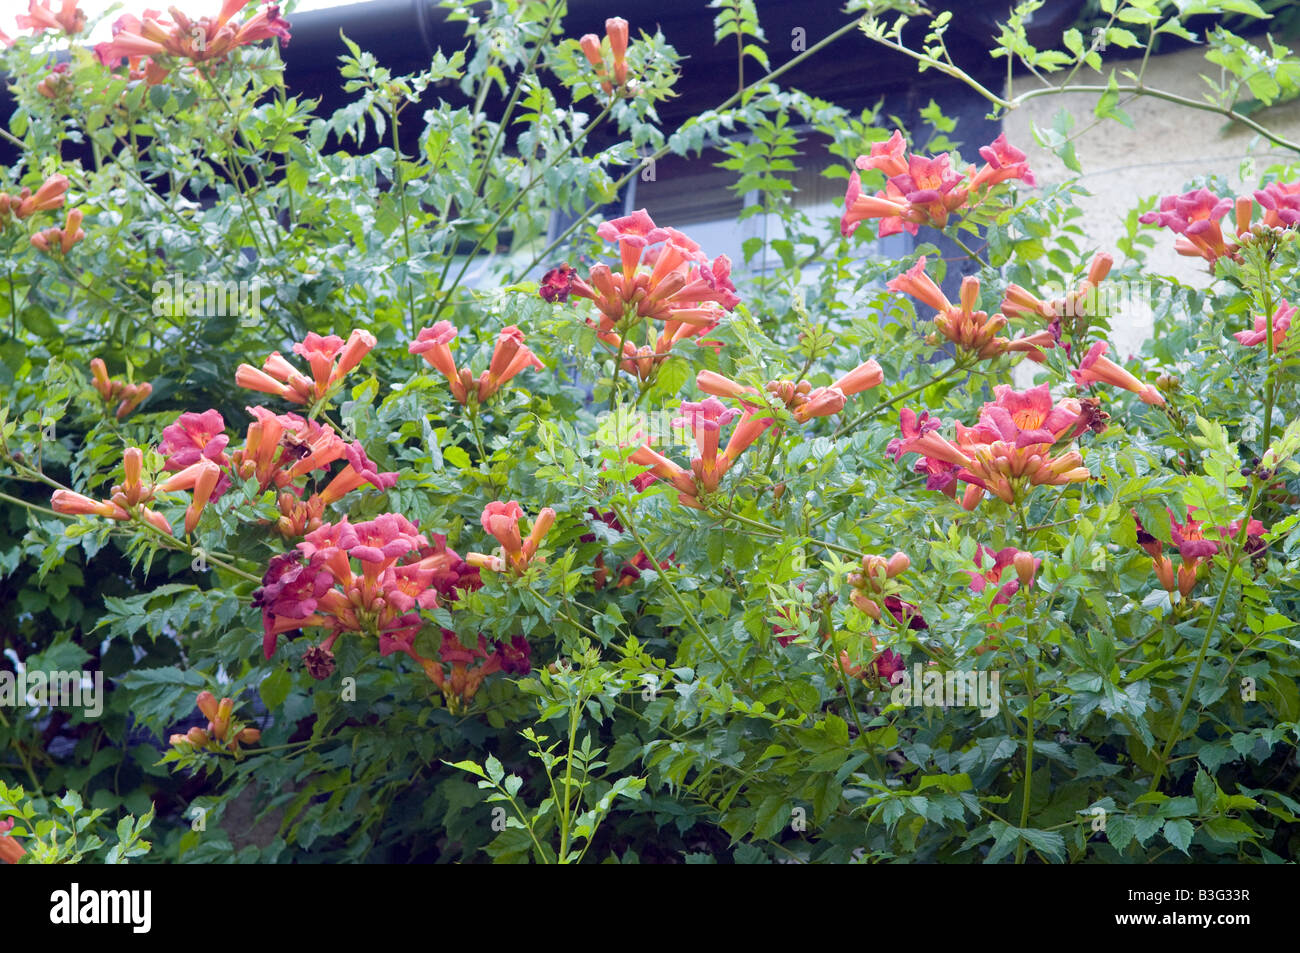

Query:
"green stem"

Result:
[[388, 99, 420, 338], [1146, 479, 1264, 796], [609, 502, 752, 693], [832, 359, 969, 440], [558, 693, 581, 863], [0, 707, 43, 795], [470, 0, 564, 199], [515, 14, 870, 279], [1015, 660, 1037, 864], [430, 99, 615, 324]]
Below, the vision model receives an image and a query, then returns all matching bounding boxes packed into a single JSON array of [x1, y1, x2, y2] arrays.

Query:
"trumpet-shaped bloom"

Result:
[[409, 322, 543, 404], [16, 0, 85, 36], [888, 259, 1055, 361], [160, 409, 230, 469], [12, 173, 69, 219], [89, 357, 152, 419], [968, 545, 1039, 604], [468, 502, 557, 575], [258, 514, 434, 659], [31, 207, 85, 255], [969, 134, 1037, 190], [1252, 181, 1300, 228], [606, 17, 629, 86], [1071, 341, 1165, 405], [1139, 188, 1238, 264], [847, 552, 912, 621], [1233, 300, 1295, 349], [579, 17, 630, 95], [891, 385, 1090, 509], [237, 329, 374, 405], [624, 399, 773, 508], [842, 131, 1033, 238], [480, 325, 545, 401], [94, 0, 290, 67], [319, 442, 398, 504]]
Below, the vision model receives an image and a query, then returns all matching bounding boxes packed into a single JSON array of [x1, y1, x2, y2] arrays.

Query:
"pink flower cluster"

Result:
[[626, 397, 773, 509], [887, 257, 1056, 362], [95, 0, 290, 68], [842, 131, 1035, 239], [1139, 183, 1300, 265], [890, 385, 1091, 510], [255, 514, 438, 659], [236, 329, 376, 406], [547, 210, 738, 380], [409, 323, 544, 405], [256, 522, 526, 706]]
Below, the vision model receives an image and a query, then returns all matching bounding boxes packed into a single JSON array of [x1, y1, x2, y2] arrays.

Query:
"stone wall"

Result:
[[1002, 44, 1300, 358]]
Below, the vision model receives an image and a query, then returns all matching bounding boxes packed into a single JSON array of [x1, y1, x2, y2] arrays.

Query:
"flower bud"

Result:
[[886, 552, 911, 578], [1152, 555, 1176, 593], [213, 697, 233, 740], [850, 590, 881, 620], [196, 690, 219, 721], [1087, 251, 1113, 285], [1013, 551, 1037, 587]]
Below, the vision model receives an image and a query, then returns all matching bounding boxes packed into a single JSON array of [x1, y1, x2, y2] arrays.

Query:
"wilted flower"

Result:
[[539, 263, 578, 302]]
